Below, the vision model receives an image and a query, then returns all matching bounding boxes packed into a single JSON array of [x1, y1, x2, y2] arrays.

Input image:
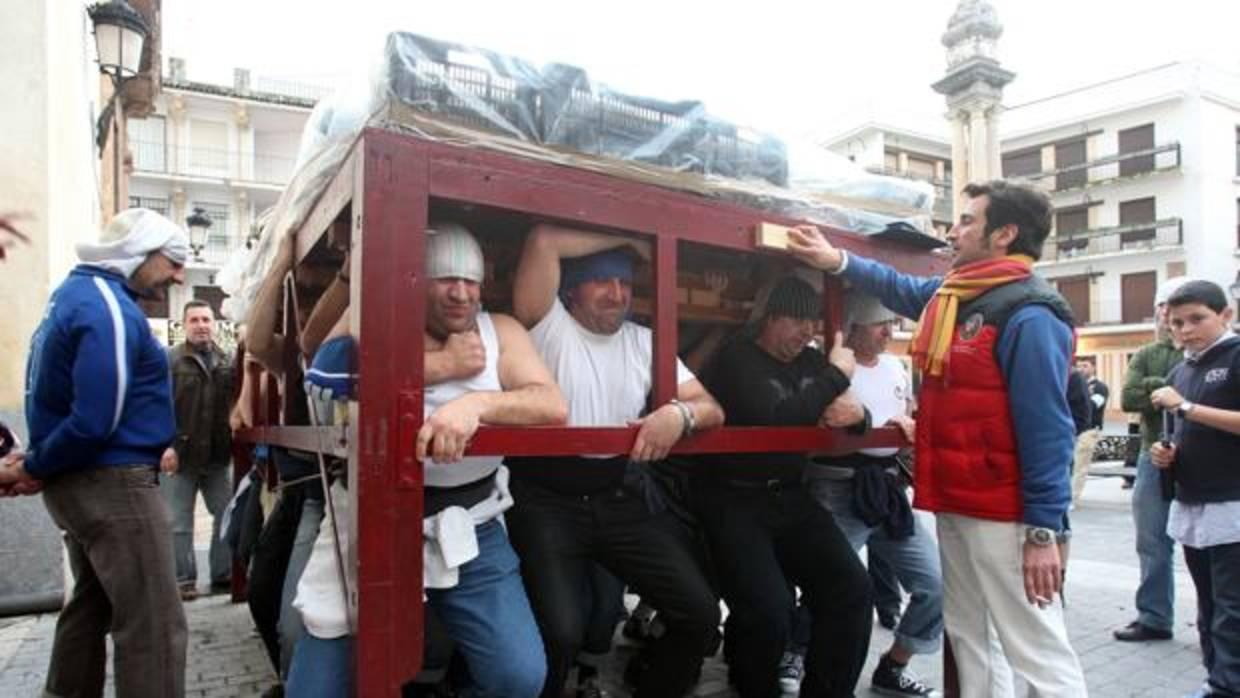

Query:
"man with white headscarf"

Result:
[[0, 208, 190, 697]]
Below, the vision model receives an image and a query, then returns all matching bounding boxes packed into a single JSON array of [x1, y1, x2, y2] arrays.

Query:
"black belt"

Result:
[[719, 477, 801, 491], [424, 472, 497, 517]]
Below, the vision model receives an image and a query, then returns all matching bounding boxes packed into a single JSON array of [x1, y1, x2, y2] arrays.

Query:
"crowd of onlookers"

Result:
[[3, 176, 1240, 698]]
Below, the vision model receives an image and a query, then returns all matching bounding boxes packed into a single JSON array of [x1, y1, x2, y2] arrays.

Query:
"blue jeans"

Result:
[[280, 497, 325, 678], [161, 466, 232, 586], [426, 519, 546, 697], [1132, 450, 1176, 631], [286, 634, 352, 698], [808, 476, 944, 655]]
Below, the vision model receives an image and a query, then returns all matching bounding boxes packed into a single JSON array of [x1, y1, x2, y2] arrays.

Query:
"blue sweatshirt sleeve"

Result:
[[995, 305, 1075, 530], [840, 253, 943, 320], [25, 298, 128, 478]]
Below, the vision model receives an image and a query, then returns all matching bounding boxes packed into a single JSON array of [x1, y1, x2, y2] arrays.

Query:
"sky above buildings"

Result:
[[162, 0, 1240, 141]]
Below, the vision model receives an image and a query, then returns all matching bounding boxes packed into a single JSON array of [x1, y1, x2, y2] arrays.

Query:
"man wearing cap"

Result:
[[785, 181, 1087, 696], [1113, 276, 1191, 643], [791, 291, 943, 697], [509, 223, 725, 698], [0, 208, 190, 696], [696, 274, 872, 698], [283, 221, 566, 697]]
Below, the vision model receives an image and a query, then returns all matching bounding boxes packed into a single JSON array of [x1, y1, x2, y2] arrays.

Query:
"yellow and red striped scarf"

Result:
[[910, 254, 1034, 377]]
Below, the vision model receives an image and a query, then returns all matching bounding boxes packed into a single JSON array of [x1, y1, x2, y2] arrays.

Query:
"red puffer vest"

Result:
[[911, 276, 1074, 522]]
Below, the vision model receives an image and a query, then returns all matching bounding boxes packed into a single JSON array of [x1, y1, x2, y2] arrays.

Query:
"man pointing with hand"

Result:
[[786, 181, 1087, 697]]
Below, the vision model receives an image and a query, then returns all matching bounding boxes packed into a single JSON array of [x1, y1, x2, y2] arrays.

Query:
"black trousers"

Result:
[[697, 481, 872, 698], [1184, 542, 1240, 694], [506, 478, 720, 698]]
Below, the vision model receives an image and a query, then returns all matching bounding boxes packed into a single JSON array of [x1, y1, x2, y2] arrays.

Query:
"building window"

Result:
[[188, 119, 229, 175], [1118, 123, 1155, 177], [1002, 148, 1041, 178], [128, 196, 169, 217], [129, 116, 166, 172], [1056, 276, 1091, 324], [1121, 271, 1157, 324], [1236, 198, 1240, 248], [1235, 127, 1239, 176], [1119, 197, 1156, 246], [884, 151, 898, 172], [1055, 138, 1087, 190], [1054, 206, 1090, 255], [906, 156, 937, 181]]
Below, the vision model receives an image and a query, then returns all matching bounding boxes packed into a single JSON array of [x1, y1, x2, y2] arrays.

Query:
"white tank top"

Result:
[[423, 312, 504, 487]]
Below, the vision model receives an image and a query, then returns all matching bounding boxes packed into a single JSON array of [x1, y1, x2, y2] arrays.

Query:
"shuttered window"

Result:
[[1120, 197, 1156, 246], [1056, 276, 1091, 325], [1119, 124, 1155, 177], [1055, 139, 1087, 190], [1002, 148, 1041, 178], [1121, 271, 1157, 324]]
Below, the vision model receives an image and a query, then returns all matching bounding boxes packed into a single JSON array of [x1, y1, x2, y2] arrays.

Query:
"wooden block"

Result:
[[690, 288, 722, 307], [754, 222, 795, 250], [677, 287, 690, 304]]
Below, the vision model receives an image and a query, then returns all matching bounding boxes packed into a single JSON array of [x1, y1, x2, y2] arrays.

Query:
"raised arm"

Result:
[[246, 233, 294, 374], [299, 254, 350, 359], [513, 223, 650, 328], [785, 224, 941, 319]]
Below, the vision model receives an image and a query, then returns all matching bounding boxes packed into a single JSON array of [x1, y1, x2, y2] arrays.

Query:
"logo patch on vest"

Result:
[[1205, 368, 1229, 384], [960, 313, 985, 341]]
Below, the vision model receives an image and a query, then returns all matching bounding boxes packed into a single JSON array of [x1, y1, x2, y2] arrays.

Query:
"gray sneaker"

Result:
[[871, 657, 940, 697], [777, 651, 804, 694]]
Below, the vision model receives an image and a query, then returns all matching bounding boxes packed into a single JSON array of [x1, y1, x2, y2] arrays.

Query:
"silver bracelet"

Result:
[[668, 399, 695, 438]]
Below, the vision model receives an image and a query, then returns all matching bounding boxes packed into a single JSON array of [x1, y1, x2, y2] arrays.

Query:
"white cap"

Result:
[[1155, 276, 1192, 307], [845, 291, 897, 327], [426, 221, 484, 282]]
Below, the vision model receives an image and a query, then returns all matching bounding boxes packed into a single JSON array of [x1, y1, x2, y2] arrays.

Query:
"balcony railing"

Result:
[[1015, 142, 1181, 192], [1041, 217, 1182, 262], [130, 140, 296, 185]]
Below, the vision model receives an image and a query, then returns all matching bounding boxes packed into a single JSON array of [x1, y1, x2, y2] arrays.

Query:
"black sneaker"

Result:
[[871, 657, 939, 697], [576, 674, 607, 698]]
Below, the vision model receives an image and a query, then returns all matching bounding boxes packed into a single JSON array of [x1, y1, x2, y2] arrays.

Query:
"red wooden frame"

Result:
[[238, 127, 944, 696]]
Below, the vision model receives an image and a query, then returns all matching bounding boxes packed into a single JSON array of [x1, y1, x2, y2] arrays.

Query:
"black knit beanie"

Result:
[[764, 275, 821, 320]]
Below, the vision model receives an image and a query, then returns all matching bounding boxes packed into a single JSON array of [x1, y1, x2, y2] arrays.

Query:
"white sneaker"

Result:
[[777, 651, 804, 694]]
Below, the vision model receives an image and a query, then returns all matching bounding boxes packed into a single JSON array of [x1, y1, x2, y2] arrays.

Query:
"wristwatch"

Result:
[[1177, 400, 1196, 418], [1025, 526, 1056, 547]]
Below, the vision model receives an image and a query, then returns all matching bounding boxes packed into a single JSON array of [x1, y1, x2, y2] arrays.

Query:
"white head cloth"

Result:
[[76, 208, 190, 278], [426, 221, 484, 282]]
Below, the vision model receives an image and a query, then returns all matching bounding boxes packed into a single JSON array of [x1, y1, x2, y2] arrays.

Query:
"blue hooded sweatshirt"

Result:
[[23, 265, 175, 478]]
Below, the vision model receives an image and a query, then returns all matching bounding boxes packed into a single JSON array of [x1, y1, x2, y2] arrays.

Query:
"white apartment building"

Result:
[[823, 61, 1240, 417], [126, 58, 325, 328]]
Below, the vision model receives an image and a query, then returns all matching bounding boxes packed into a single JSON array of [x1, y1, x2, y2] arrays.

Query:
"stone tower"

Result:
[[931, 0, 1015, 219]]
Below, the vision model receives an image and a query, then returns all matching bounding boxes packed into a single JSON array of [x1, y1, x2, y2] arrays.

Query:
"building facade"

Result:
[[822, 61, 1240, 420], [126, 59, 323, 336]]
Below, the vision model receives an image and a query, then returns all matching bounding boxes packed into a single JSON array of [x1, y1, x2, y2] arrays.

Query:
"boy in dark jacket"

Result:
[[1150, 280, 1240, 697]]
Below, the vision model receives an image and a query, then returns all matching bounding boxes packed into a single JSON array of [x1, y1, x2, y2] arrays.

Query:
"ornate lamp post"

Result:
[[88, 0, 151, 215]]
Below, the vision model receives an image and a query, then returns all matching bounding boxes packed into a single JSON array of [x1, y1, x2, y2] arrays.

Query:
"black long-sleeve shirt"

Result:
[[701, 337, 851, 482]]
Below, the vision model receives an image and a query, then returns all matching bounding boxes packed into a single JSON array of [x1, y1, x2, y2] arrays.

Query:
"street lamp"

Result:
[[187, 208, 213, 261], [88, 0, 151, 214]]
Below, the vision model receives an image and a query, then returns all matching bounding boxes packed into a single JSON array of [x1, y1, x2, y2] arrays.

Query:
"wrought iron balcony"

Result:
[[130, 140, 296, 185], [1015, 142, 1181, 192], [1041, 217, 1182, 262]]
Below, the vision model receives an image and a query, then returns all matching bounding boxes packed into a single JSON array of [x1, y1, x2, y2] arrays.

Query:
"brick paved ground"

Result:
[[0, 476, 1211, 696]]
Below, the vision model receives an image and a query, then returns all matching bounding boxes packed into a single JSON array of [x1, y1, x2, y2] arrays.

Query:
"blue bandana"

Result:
[[559, 249, 635, 294]]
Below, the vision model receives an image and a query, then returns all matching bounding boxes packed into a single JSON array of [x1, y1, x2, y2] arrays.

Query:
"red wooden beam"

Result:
[[466, 425, 908, 456], [652, 234, 678, 406], [352, 129, 428, 695]]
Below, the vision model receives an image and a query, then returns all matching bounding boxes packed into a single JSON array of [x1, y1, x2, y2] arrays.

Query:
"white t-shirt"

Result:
[[850, 354, 912, 457], [423, 312, 504, 488], [530, 299, 695, 429]]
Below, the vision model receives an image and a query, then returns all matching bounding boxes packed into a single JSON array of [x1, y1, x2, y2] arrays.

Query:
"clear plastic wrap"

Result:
[[226, 31, 939, 322]]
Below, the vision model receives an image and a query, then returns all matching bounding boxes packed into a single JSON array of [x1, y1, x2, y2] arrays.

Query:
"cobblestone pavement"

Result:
[[0, 476, 1210, 696]]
